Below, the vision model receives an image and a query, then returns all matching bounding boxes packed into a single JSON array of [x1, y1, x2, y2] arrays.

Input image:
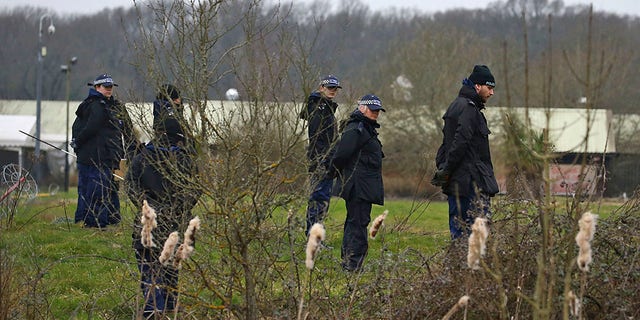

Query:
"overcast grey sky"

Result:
[[2, 0, 638, 17]]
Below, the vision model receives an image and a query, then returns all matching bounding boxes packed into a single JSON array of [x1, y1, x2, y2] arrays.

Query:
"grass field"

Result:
[[0, 189, 628, 318], [0, 189, 452, 318]]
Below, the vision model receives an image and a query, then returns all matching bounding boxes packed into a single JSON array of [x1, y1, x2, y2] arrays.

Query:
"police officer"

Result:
[[300, 75, 342, 236], [330, 94, 385, 272], [72, 73, 136, 228], [126, 85, 200, 317]]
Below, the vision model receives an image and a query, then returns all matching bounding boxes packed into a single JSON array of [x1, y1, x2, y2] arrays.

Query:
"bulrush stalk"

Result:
[[140, 200, 158, 248], [467, 218, 489, 270], [305, 223, 326, 270], [160, 231, 179, 265], [575, 211, 598, 272], [369, 210, 388, 239]]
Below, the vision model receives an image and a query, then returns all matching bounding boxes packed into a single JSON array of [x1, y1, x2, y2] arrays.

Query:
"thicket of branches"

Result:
[[2, 0, 640, 196], [1, 0, 639, 319]]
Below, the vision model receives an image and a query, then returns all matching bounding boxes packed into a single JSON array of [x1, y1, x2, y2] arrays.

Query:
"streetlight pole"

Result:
[[61, 57, 77, 193], [35, 14, 55, 183]]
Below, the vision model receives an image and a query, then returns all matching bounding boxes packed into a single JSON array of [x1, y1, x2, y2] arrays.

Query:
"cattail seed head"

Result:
[[305, 223, 326, 270], [369, 210, 388, 239], [140, 200, 158, 248], [576, 211, 598, 272], [173, 216, 201, 268], [442, 295, 471, 320], [159, 231, 179, 265], [183, 216, 201, 247], [467, 218, 489, 270], [568, 290, 581, 317]]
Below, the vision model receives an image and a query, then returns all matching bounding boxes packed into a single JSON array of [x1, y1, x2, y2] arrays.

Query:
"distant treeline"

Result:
[[0, 0, 639, 113]]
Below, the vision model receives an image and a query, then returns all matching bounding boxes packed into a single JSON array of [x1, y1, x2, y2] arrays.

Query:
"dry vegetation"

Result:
[[1, 1, 640, 319]]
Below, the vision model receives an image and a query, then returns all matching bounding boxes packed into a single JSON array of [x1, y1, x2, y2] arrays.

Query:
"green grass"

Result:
[[0, 190, 452, 318], [1, 190, 139, 318], [322, 197, 450, 250], [0, 190, 625, 318]]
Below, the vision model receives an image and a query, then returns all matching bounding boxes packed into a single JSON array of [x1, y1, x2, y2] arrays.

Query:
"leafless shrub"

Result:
[[0, 248, 24, 320]]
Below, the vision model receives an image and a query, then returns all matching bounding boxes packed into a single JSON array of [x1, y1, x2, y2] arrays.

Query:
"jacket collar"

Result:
[[458, 83, 484, 110], [350, 110, 380, 128]]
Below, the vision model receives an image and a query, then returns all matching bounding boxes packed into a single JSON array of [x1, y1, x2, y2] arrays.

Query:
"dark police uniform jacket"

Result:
[[331, 110, 384, 205], [300, 91, 338, 172], [126, 137, 200, 251], [72, 88, 136, 168]]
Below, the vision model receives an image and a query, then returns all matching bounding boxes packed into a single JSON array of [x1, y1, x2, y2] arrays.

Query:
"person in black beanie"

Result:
[[126, 85, 200, 318], [153, 84, 184, 139], [432, 65, 499, 240]]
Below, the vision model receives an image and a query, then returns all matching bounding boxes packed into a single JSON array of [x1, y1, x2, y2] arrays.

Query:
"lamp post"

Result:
[[35, 14, 55, 183], [60, 57, 77, 193]]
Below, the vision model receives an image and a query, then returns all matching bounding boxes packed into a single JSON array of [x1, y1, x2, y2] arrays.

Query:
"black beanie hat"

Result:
[[468, 65, 495, 87], [156, 84, 180, 101]]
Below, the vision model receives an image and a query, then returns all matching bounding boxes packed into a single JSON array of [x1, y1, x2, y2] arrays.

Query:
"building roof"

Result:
[[485, 107, 616, 154], [0, 115, 36, 148], [0, 99, 252, 148], [0, 100, 76, 150], [2, 100, 617, 154]]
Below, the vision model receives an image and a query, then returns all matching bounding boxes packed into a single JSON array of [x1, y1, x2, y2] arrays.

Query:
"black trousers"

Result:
[[341, 196, 372, 271], [135, 247, 179, 316]]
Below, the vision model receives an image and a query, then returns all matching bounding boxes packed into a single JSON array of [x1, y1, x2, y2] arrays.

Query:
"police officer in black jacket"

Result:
[[300, 75, 342, 236], [331, 94, 385, 272], [432, 65, 499, 239], [126, 85, 200, 317], [72, 73, 137, 228]]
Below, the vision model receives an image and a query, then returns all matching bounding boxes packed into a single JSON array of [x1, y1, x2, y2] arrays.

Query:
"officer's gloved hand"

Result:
[[430, 168, 450, 187], [70, 138, 79, 151]]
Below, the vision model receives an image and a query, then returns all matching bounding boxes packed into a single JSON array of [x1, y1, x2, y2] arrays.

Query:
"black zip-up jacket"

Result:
[[153, 98, 185, 135], [435, 82, 498, 197], [126, 138, 200, 251], [72, 89, 137, 168], [301, 91, 338, 172], [331, 110, 384, 205]]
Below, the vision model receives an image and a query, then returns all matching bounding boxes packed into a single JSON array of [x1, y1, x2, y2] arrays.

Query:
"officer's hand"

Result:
[[430, 169, 450, 187], [70, 138, 79, 151]]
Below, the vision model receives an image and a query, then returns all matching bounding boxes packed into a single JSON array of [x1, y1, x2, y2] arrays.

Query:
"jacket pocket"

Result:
[[475, 161, 499, 195]]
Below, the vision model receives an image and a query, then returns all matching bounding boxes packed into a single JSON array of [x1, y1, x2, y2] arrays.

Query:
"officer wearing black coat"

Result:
[[153, 84, 185, 136], [432, 65, 499, 239], [331, 94, 385, 272], [300, 75, 342, 236], [126, 85, 200, 317], [72, 73, 137, 228]]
